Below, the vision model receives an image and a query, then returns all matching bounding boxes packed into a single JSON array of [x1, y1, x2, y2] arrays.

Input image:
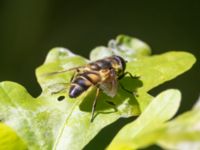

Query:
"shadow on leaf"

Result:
[[83, 116, 137, 150], [79, 77, 143, 117]]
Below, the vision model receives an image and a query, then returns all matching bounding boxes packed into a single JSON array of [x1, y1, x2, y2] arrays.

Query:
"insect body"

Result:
[[69, 55, 126, 99], [47, 55, 137, 122]]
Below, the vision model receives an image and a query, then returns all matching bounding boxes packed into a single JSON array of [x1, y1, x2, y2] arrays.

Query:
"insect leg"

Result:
[[70, 69, 79, 82], [91, 87, 100, 122]]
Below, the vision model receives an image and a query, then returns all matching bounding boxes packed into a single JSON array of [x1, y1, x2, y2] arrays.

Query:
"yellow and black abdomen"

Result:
[[69, 71, 101, 98], [69, 55, 126, 98]]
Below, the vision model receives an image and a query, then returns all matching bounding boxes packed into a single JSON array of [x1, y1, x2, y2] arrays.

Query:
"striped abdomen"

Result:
[[69, 72, 101, 98]]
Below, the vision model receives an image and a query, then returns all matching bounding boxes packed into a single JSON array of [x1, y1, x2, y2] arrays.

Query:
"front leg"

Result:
[[118, 72, 140, 80]]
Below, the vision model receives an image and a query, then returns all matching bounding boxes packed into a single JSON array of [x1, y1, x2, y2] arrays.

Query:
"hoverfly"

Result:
[[47, 55, 138, 122]]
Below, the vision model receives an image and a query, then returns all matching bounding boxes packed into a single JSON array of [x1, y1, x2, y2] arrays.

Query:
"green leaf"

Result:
[[90, 36, 196, 111], [107, 89, 181, 150], [89, 46, 113, 61], [156, 98, 200, 150], [113, 35, 151, 58], [90, 35, 151, 61], [0, 35, 196, 150], [36, 47, 88, 92], [128, 51, 196, 92], [130, 97, 200, 150], [108, 94, 200, 150], [36, 47, 141, 149], [127, 51, 196, 110], [0, 123, 27, 150], [194, 96, 200, 109], [0, 81, 60, 149]]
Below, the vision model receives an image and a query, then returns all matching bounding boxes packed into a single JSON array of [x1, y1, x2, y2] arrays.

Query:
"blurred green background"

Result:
[[0, 1, 199, 149]]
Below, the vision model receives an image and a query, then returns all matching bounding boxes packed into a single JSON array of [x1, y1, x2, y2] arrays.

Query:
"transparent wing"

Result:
[[41, 66, 85, 77], [100, 69, 118, 97]]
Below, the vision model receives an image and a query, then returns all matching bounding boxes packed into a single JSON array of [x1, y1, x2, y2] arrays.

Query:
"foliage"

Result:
[[107, 90, 200, 150], [0, 35, 196, 150], [0, 123, 26, 150]]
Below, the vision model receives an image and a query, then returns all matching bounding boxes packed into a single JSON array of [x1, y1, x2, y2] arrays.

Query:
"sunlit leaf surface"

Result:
[[157, 98, 200, 150], [107, 89, 181, 150], [0, 35, 196, 149], [0, 123, 27, 150]]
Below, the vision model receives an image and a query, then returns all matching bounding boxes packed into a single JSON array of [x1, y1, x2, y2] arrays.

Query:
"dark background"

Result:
[[0, 1, 199, 149]]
